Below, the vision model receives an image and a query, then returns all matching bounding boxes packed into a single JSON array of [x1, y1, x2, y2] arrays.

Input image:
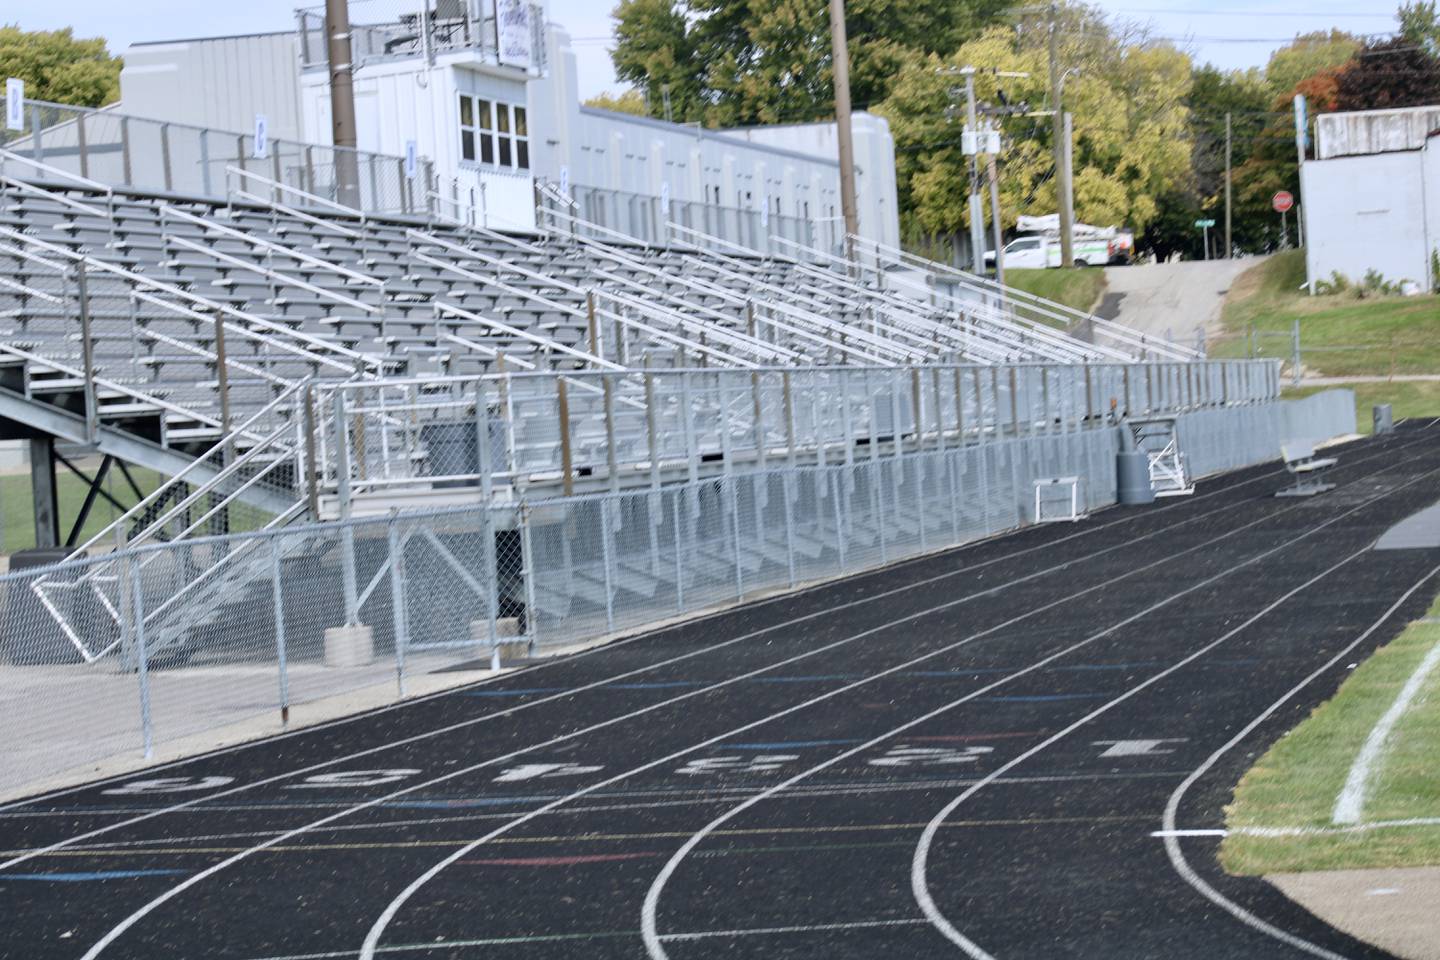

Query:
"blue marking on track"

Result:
[[1049, 662, 1162, 672], [727, 739, 866, 750], [2, 870, 190, 883], [462, 688, 570, 697], [608, 681, 707, 690], [984, 693, 1110, 703]]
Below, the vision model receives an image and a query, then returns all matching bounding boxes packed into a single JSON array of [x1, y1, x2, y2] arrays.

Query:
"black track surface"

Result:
[[4, 423, 1440, 960]]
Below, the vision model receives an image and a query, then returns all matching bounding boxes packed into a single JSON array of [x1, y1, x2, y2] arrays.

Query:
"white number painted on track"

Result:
[[285, 769, 421, 789], [868, 745, 993, 767], [492, 763, 604, 783], [103, 776, 235, 795], [1093, 738, 1187, 758], [676, 755, 798, 775]]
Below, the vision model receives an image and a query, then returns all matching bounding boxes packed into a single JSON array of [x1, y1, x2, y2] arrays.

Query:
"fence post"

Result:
[[333, 392, 360, 625], [270, 536, 290, 727], [519, 502, 539, 655], [76, 264, 97, 444], [76, 111, 89, 178], [831, 467, 847, 573], [556, 376, 574, 497], [120, 116, 133, 186], [200, 128, 212, 195], [782, 472, 796, 587], [387, 512, 410, 694], [672, 491, 685, 611], [130, 553, 154, 759], [475, 378, 499, 654], [1291, 318, 1302, 387], [599, 497, 616, 632], [160, 123, 174, 192]]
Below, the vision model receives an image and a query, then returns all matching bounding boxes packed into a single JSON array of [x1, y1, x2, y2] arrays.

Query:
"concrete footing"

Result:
[[323, 625, 374, 668]]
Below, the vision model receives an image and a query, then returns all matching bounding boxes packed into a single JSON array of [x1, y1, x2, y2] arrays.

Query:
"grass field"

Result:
[[1212, 252, 1440, 378], [1005, 267, 1107, 315], [0, 464, 164, 555], [1221, 597, 1440, 876]]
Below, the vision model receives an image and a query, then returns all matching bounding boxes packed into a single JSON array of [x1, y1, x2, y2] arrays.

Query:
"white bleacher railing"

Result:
[[845, 234, 1202, 362], [0, 97, 432, 218], [308, 359, 1283, 512]]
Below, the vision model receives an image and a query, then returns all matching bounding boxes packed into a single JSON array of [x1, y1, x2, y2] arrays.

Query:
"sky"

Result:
[[3, 1, 1409, 102]]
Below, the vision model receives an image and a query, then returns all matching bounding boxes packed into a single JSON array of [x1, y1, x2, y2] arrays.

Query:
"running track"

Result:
[[4, 423, 1440, 960]]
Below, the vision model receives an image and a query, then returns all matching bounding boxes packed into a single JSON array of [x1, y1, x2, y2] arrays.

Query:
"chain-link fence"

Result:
[[0, 389, 1354, 794], [0, 98, 434, 218]]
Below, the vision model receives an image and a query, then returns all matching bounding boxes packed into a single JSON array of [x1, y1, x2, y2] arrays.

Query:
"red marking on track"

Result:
[[907, 731, 1045, 743], [460, 852, 659, 868]]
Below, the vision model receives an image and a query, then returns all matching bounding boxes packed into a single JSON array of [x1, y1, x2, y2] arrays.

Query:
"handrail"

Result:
[[226, 166, 367, 222], [166, 234, 379, 315], [0, 174, 113, 221], [0, 146, 114, 196], [769, 235, 1130, 364], [0, 223, 382, 374], [160, 204, 383, 287], [232, 189, 364, 239]]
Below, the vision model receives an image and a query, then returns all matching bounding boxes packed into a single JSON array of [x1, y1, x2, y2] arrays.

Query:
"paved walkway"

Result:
[[1101, 257, 1265, 343]]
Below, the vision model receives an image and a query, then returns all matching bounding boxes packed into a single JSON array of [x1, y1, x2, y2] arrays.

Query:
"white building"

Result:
[[1301, 104, 1440, 293], [115, 2, 900, 250]]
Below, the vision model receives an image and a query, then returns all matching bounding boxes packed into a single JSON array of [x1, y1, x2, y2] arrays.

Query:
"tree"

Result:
[[608, 0, 1009, 126], [1181, 65, 1271, 254], [1332, 36, 1440, 111], [0, 25, 121, 108], [1399, 1, 1440, 55], [1263, 30, 1360, 96], [584, 89, 650, 116], [876, 11, 1194, 245]]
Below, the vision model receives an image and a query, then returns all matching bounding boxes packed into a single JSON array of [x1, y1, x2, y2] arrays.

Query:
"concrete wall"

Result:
[[1301, 146, 1436, 292], [1317, 105, 1440, 160], [120, 33, 305, 143]]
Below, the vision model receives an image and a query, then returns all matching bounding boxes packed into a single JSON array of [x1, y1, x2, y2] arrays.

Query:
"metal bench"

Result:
[[1276, 440, 1338, 497]]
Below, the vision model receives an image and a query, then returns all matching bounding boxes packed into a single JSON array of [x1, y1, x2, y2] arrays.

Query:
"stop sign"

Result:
[[1273, 191, 1294, 213]]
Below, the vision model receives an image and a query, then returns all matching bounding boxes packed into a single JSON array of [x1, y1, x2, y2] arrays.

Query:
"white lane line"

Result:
[[1151, 829, 1227, 838], [646, 463, 1426, 960], [359, 460, 1354, 960], [660, 918, 929, 940], [1161, 563, 1440, 960], [911, 542, 1389, 960], [1, 471, 1208, 873], [1332, 635, 1440, 824], [2, 434, 1345, 817]]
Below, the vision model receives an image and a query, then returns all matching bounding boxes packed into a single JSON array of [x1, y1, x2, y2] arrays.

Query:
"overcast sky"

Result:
[[4, 1, 1407, 101]]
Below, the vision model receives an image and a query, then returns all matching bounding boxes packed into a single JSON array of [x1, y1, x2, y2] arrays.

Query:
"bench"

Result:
[[1276, 440, 1338, 497]]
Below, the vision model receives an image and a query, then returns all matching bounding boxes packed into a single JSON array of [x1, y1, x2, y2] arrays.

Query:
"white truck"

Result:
[[987, 215, 1134, 269]]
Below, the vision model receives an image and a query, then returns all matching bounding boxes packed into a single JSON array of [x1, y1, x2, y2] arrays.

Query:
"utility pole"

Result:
[[987, 153, 1005, 285], [325, 0, 360, 207], [964, 70, 986, 275], [828, 0, 860, 256], [1224, 111, 1233, 258], [1048, 3, 1074, 267]]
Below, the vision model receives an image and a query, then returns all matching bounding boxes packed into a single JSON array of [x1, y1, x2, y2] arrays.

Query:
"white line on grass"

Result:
[[1332, 635, 1440, 824]]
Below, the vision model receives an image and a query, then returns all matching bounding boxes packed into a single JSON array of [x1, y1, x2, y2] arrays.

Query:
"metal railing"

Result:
[[297, 0, 547, 73], [0, 97, 435, 218], [0, 388, 1356, 794], [307, 359, 1284, 511]]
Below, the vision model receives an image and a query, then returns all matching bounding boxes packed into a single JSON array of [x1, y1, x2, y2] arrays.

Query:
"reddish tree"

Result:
[[1333, 36, 1440, 111]]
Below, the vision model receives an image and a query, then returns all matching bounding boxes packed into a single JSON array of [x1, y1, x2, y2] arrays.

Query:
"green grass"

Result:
[[1, 463, 165, 554], [1212, 252, 1440, 378], [1284, 382, 1440, 436], [1006, 267, 1107, 316], [1221, 597, 1440, 876]]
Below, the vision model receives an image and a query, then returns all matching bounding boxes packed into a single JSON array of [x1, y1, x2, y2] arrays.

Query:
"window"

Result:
[[457, 95, 530, 171], [1006, 238, 1041, 253]]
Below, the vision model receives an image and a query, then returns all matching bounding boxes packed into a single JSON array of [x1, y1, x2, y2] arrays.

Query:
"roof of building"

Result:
[[579, 107, 841, 168]]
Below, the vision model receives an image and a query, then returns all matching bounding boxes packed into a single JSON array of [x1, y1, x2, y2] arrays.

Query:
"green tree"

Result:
[[0, 25, 121, 108], [1399, 1, 1440, 54], [584, 89, 650, 116], [1180, 65, 1272, 254], [1263, 30, 1360, 96], [608, 0, 1009, 126], [877, 11, 1194, 245]]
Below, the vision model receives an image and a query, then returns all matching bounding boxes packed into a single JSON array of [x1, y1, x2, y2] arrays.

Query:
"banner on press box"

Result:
[[496, 0, 533, 70], [5, 78, 23, 131]]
